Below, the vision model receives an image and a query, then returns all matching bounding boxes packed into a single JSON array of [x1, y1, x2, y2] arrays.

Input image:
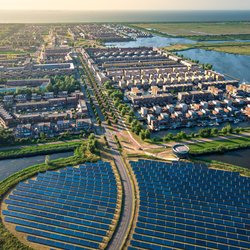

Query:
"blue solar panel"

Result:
[[3, 161, 118, 249], [129, 160, 250, 249]]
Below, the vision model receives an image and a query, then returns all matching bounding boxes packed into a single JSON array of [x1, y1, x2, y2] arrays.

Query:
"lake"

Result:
[[106, 36, 250, 48], [199, 148, 250, 169], [0, 151, 73, 182], [106, 35, 250, 82], [177, 49, 250, 82], [106, 35, 195, 48]]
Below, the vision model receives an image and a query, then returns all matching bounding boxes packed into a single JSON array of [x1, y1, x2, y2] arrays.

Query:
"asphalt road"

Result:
[[105, 128, 134, 250], [79, 52, 134, 249]]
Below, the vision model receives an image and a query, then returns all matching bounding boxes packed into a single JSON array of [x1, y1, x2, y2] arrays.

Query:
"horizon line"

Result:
[[1, 9, 250, 12]]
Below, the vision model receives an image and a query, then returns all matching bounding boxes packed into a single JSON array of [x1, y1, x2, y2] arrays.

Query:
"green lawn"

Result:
[[0, 141, 82, 160], [190, 137, 250, 155]]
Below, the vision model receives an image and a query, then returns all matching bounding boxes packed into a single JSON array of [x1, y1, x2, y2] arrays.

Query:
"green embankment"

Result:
[[163, 42, 250, 56], [189, 137, 250, 155], [0, 141, 82, 160], [192, 158, 250, 177]]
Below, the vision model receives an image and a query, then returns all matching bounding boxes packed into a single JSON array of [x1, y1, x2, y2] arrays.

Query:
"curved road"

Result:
[[78, 51, 135, 249], [105, 128, 134, 250]]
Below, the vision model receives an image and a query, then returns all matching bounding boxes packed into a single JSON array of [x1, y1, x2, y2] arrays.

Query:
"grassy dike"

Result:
[[162, 42, 250, 56], [191, 157, 250, 177], [0, 140, 100, 250], [189, 137, 250, 156], [0, 141, 82, 160]]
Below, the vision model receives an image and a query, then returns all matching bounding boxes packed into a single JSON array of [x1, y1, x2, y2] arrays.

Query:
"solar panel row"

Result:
[[129, 160, 250, 250], [3, 161, 119, 250]]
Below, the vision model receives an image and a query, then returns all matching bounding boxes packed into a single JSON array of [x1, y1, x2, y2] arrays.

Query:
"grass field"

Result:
[[133, 22, 250, 37], [163, 42, 250, 56], [0, 141, 81, 160], [74, 38, 103, 48], [189, 137, 250, 155], [204, 44, 250, 55]]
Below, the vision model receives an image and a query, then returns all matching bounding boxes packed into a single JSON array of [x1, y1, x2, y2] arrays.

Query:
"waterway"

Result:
[[177, 49, 250, 82], [106, 35, 195, 48], [199, 148, 250, 169], [106, 35, 250, 82], [0, 151, 74, 182], [106, 36, 250, 48]]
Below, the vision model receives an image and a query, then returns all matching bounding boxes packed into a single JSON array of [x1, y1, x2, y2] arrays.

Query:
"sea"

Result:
[[0, 10, 250, 23]]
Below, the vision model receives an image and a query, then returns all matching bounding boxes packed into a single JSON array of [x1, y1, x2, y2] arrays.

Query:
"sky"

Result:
[[1, 0, 250, 11]]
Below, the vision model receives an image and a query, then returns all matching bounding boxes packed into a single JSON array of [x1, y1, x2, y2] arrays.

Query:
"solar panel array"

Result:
[[3, 161, 119, 250], [129, 160, 250, 250]]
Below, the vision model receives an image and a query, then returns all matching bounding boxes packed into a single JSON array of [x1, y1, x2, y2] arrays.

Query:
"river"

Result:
[[0, 151, 74, 182], [199, 148, 250, 169]]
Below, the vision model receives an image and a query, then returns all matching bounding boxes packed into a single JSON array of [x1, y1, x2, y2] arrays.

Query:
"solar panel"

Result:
[[129, 160, 250, 249], [3, 161, 118, 249]]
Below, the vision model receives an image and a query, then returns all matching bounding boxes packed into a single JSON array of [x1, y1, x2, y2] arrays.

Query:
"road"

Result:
[[78, 51, 134, 249], [105, 128, 134, 250]]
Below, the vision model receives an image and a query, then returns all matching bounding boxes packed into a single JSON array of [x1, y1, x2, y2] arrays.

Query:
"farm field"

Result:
[[132, 22, 250, 36]]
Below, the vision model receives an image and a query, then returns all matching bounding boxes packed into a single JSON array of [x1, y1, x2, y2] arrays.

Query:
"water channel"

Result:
[[199, 148, 250, 169], [0, 151, 74, 181]]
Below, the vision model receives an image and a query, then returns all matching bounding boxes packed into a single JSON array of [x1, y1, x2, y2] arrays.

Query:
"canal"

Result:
[[0, 151, 74, 182], [106, 35, 195, 48], [199, 148, 250, 169]]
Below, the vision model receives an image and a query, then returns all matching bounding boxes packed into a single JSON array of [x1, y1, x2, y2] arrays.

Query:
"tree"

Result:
[[225, 124, 233, 134], [144, 129, 151, 139], [176, 131, 187, 140], [211, 128, 218, 136], [140, 130, 146, 140], [87, 141, 96, 153], [190, 132, 196, 138], [39, 132, 46, 140], [128, 110, 134, 117], [221, 127, 228, 135], [217, 145, 226, 153], [0, 128, 15, 145], [88, 133, 95, 141], [235, 127, 241, 134], [121, 108, 126, 116], [114, 100, 120, 108], [126, 115, 133, 124], [104, 81, 112, 89], [163, 133, 174, 141], [134, 123, 142, 135], [45, 155, 50, 171], [198, 128, 211, 138]]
